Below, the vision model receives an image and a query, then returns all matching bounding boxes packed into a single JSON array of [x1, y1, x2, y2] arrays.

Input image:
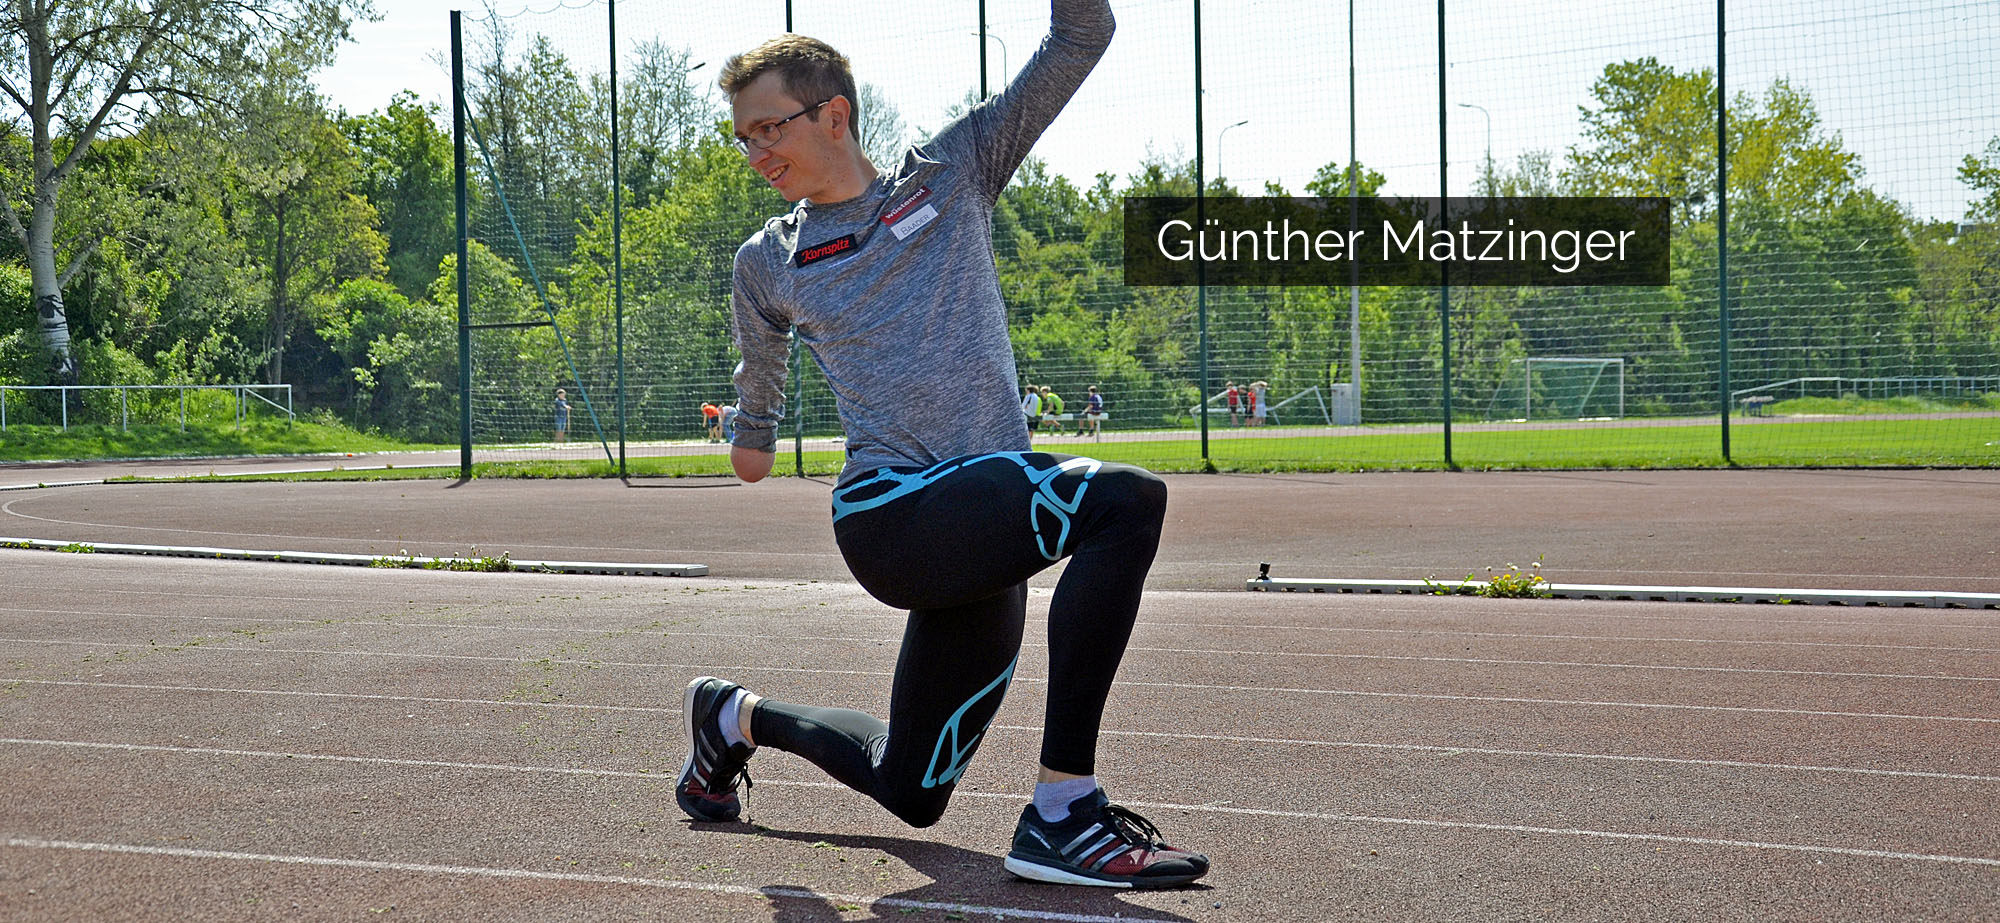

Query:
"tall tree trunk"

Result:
[[267, 204, 289, 385], [27, 192, 78, 383]]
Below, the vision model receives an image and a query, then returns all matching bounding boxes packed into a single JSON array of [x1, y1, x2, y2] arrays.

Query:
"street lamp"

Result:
[[971, 33, 1008, 98], [1456, 102, 1492, 196], [1217, 119, 1249, 186]]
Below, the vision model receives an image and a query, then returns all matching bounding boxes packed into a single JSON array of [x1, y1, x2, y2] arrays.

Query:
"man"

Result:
[[675, 0, 1210, 890], [1021, 384, 1042, 426], [1039, 385, 1064, 435], [553, 388, 569, 443], [1078, 385, 1104, 437]]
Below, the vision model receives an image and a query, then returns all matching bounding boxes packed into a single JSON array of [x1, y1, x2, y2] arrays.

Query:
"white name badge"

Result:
[[889, 203, 939, 241]]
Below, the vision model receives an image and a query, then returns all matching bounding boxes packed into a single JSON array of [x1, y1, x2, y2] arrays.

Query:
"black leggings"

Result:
[[748, 452, 1166, 827]]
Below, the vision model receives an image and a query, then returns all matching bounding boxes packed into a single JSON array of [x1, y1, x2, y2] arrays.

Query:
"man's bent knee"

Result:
[[880, 787, 953, 828]]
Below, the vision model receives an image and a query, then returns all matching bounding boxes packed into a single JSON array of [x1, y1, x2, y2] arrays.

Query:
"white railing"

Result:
[[0, 384, 293, 432]]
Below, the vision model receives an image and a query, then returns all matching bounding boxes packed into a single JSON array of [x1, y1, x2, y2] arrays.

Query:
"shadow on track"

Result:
[[726, 827, 1203, 923]]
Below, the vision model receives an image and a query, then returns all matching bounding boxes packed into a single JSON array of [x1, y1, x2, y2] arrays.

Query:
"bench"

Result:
[[1739, 395, 1774, 416]]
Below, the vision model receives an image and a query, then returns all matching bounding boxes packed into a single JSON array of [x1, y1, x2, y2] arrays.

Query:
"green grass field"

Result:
[[121, 412, 1998, 486], [0, 420, 449, 463]]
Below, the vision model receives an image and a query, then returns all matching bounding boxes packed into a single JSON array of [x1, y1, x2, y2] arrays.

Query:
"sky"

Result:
[[315, 0, 2000, 222]]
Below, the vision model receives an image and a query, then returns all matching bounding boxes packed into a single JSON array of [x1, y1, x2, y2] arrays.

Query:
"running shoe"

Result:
[[1004, 789, 1210, 888], [675, 676, 755, 822]]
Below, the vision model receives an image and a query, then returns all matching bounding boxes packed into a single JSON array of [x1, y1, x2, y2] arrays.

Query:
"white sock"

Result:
[[1032, 776, 1098, 823], [717, 688, 749, 749]]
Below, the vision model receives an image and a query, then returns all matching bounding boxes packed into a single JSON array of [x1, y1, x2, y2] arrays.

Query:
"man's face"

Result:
[[732, 71, 840, 203]]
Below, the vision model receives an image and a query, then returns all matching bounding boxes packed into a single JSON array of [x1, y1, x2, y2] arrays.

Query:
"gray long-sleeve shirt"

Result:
[[729, 0, 1114, 485]]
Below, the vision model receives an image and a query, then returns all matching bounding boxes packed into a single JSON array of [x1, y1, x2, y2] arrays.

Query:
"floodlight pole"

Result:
[[1457, 102, 1491, 196], [1217, 119, 1248, 185]]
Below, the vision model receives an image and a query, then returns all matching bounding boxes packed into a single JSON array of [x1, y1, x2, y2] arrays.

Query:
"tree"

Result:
[[232, 74, 385, 385], [0, 0, 375, 383], [344, 93, 454, 299]]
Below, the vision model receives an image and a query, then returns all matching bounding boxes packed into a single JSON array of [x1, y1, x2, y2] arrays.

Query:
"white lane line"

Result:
[[7, 614, 1993, 684], [1058, 730, 2000, 783], [11, 730, 2000, 788], [0, 838, 1164, 923], [0, 498, 840, 560], [10, 667, 1997, 726], [1108, 803, 2000, 869], [1133, 620, 2000, 654], [6, 750, 1996, 871], [15, 579, 2000, 632]]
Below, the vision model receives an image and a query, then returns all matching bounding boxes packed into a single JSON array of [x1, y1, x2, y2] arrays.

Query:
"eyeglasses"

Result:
[[733, 98, 832, 154]]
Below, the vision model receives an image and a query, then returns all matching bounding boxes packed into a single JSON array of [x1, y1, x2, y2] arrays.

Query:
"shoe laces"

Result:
[[1099, 803, 1165, 849], [717, 762, 753, 795]]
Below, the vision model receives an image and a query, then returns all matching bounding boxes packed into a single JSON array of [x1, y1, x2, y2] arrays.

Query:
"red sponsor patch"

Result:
[[881, 185, 933, 226], [795, 233, 857, 267]]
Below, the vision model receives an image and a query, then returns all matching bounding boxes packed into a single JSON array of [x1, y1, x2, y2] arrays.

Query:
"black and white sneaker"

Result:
[[674, 676, 754, 822], [1004, 789, 1209, 889]]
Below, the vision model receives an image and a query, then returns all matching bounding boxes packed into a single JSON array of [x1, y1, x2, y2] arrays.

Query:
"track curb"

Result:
[[1246, 574, 2000, 609], [0, 536, 706, 577]]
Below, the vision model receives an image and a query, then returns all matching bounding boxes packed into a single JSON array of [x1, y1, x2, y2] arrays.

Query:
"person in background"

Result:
[[702, 401, 724, 442], [1039, 385, 1064, 435], [553, 388, 570, 443], [1078, 385, 1105, 437], [1224, 380, 1241, 426]]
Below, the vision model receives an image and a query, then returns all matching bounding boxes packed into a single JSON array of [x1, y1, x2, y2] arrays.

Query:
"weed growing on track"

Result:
[[56, 542, 94, 553], [1425, 555, 1550, 598], [368, 548, 516, 572]]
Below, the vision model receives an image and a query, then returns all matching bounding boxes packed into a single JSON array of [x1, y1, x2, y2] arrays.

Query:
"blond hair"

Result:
[[719, 34, 862, 143]]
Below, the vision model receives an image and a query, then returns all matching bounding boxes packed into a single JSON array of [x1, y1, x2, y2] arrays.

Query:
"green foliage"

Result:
[[1424, 558, 1549, 598], [344, 93, 456, 299]]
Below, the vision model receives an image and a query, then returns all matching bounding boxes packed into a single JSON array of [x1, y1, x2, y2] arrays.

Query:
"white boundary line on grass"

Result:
[[0, 837, 1169, 923], [3, 741, 1996, 870]]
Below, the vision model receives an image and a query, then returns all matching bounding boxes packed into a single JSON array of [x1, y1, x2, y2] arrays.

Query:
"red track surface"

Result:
[[1, 467, 1995, 920]]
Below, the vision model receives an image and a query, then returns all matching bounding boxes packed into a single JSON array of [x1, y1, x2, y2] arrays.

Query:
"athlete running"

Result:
[[676, 0, 1209, 889]]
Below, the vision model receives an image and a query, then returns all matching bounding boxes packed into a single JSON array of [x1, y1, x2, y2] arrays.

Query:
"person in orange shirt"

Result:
[[701, 402, 723, 442]]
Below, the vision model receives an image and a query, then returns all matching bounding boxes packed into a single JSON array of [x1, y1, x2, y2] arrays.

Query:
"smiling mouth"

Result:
[[763, 164, 788, 184]]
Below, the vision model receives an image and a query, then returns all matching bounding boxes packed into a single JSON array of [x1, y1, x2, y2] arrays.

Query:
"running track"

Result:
[[0, 467, 1994, 920]]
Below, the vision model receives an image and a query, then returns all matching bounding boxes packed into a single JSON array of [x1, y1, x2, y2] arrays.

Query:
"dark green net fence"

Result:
[[452, 0, 2000, 475]]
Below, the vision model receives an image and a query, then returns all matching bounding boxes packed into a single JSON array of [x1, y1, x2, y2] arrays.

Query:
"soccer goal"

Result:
[[1505, 357, 1625, 420]]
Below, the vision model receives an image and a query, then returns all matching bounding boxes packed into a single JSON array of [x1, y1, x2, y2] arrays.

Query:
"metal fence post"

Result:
[[1717, 0, 1733, 464], [61, 386, 68, 430], [120, 387, 128, 431], [1437, 0, 1454, 468], [180, 388, 186, 432]]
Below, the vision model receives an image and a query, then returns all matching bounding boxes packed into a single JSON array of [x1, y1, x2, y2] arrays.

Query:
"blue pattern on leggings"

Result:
[[830, 453, 1102, 561], [921, 655, 1018, 788]]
